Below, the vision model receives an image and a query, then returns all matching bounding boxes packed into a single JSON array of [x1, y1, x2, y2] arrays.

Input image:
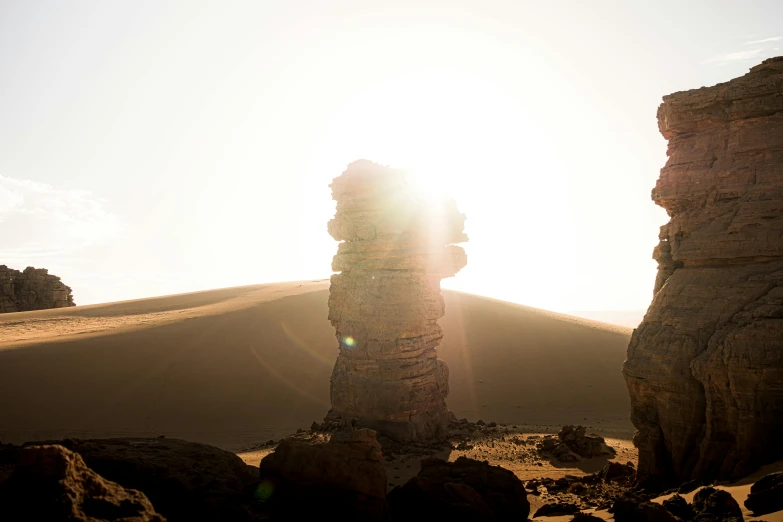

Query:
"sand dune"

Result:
[[0, 281, 632, 450]]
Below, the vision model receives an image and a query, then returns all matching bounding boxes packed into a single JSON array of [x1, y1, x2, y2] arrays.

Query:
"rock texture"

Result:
[[0, 265, 75, 313], [326, 160, 468, 441], [624, 57, 783, 486], [0, 444, 165, 522], [43, 438, 260, 522], [257, 428, 387, 521], [387, 456, 530, 521]]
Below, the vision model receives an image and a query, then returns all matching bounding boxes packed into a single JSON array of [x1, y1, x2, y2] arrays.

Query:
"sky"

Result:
[[1, 0, 781, 315]]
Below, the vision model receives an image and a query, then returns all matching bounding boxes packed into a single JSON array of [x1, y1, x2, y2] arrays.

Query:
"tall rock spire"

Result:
[[326, 159, 467, 441]]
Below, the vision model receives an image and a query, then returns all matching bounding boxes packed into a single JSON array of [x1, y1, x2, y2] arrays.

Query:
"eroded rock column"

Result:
[[623, 57, 783, 486], [326, 160, 467, 441]]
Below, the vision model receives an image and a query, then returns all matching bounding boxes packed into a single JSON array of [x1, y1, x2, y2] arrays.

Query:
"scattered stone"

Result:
[[326, 160, 468, 442], [745, 471, 783, 516], [0, 444, 164, 521], [598, 462, 635, 482]]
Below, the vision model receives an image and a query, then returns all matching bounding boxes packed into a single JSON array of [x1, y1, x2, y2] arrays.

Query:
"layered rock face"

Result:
[[624, 57, 783, 485], [0, 265, 75, 313], [326, 160, 468, 442]]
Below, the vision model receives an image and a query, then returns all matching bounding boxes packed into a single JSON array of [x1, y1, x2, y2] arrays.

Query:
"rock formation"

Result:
[[387, 456, 530, 521], [0, 265, 75, 313], [42, 438, 260, 522], [624, 57, 783, 486], [326, 159, 468, 442], [0, 444, 165, 522], [258, 428, 387, 520]]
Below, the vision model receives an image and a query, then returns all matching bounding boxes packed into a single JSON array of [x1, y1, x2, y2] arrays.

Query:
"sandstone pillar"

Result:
[[326, 160, 467, 441]]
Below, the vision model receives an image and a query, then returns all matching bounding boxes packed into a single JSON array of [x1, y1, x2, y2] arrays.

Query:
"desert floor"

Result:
[[0, 281, 632, 448]]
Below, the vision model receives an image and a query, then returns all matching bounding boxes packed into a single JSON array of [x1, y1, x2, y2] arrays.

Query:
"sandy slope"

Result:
[[0, 281, 633, 450]]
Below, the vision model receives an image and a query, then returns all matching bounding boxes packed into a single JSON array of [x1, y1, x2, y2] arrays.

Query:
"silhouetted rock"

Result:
[[533, 502, 580, 517], [40, 438, 259, 522], [569, 514, 605, 522], [326, 160, 468, 442], [0, 444, 164, 521], [692, 487, 743, 520], [387, 456, 530, 521], [599, 462, 635, 482], [0, 265, 75, 313], [663, 494, 694, 520], [258, 428, 386, 521], [744, 471, 783, 515], [624, 56, 783, 485], [611, 492, 682, 522]]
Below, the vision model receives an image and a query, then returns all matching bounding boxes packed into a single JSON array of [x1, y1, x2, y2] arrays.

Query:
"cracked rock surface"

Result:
[[624, 57, 783, 486]]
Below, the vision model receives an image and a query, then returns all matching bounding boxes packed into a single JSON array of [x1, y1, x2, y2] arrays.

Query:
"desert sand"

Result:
[[0, 280, 632, 449], [3, 281, 781, 520]]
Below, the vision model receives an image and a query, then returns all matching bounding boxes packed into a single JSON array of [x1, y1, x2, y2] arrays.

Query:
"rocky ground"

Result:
[[238, 417, 638, 519]]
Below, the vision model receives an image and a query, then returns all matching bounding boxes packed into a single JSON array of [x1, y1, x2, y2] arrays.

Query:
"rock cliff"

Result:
[[0, 265, 75, 313], [624, 57, 783, 486], [326, 160, 468, 441]]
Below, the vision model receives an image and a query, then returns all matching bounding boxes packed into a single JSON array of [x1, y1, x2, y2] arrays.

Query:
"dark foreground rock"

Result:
[[744, 471, 783, 516], [533, 502, 579, 517], [662, 493, 694, 520], [258, 428, 387, 521], [692, 487, 743, 520], [0, 445, 164, 522], [387, 456, 530, 521], [42, 438, 260, 522]]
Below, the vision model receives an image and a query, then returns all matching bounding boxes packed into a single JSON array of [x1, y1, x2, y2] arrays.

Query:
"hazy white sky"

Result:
[[1, 0, 781, 312]]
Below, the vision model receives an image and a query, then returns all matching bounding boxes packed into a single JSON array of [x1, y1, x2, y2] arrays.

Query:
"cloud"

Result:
[[745, 36, 783, 45], [702, 48, 763, 65], [0, 174, 121, 265]]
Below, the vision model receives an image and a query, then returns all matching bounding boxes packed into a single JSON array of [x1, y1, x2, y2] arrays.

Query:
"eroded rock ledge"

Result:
[[0, 265, 75, 313], [326, 160, 468, 442], [624, 57, 783, 487]]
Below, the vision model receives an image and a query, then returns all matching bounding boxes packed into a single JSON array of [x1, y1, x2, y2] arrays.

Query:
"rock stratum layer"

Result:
[[0, 265, 75, 313], [326, 160, 468, 442], [624, 57, 783, 486]]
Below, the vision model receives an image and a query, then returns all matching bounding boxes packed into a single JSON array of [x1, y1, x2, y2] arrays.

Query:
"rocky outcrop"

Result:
[[258, 428, 387, 520], [387, 456, 530, 521], [0, 265, 75, 313], [745, 471, 783, 516], [0, 444, 165, 522], [326, 160, 468, 441], [624, 57, 783, 485], [43, 438, 260, 522]]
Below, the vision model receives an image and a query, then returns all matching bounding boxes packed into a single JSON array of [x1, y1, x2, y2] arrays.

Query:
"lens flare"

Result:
[[343, 336, 355, 346]]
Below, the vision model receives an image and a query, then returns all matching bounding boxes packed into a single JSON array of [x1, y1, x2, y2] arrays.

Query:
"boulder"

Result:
[[692, 487, 743, 520], [533, 502, 580, 517], [623, 56, 783, 485], [387, 456, 530, 521], [0, 444, 164, 521], [326, 160, 468, 441], [610, 493, 681, 522], [744, 471, 783, 516], [257, 428, 386, 521], [662, 494, 694, 520], [40, 437, 260, 522]]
